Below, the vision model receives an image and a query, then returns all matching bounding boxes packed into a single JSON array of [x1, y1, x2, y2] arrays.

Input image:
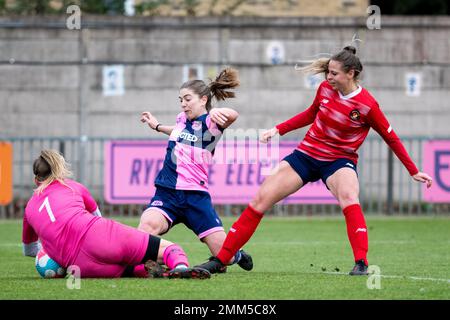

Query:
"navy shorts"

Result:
[[282, 150, 357, 187], [145, 186, 224, 239]]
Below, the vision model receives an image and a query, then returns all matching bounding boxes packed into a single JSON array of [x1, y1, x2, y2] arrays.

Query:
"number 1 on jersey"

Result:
[[39, 196, 56, 222]]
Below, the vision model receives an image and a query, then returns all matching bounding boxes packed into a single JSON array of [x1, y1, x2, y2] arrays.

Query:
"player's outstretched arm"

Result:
[[22, 215, 40, 257], [209, 107, 239, 129], [412, 172, 433, 188], [260, 127, 279, 143], [140, 111, 174, 136]]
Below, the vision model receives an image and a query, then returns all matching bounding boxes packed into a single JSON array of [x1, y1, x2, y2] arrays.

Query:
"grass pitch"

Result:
[[0, 216, 449, 300]]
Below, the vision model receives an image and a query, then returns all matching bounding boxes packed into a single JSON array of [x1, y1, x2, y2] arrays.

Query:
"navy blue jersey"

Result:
[[154, 112, 224, 191]]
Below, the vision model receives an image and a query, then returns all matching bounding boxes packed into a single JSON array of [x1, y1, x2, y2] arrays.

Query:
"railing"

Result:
[[0, 136, 448, 218]]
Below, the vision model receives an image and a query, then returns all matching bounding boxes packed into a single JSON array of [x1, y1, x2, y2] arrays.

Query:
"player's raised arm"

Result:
[[77, 182, 102, 216], [260, 127, 279, 143], [209, 107, 239, 129], [260, 95, 321, 143], [412, 172, 433, 188], [22, 214, 40, 257], [367, 105, 432, 188], [274, 82, 323, 136], [274, 104, 319, 136], [141, 111, 175, 136], [207, 68, 240, 131]]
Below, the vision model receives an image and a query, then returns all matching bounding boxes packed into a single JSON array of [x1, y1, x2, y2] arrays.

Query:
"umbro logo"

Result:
[[151, 200, 163, 206]]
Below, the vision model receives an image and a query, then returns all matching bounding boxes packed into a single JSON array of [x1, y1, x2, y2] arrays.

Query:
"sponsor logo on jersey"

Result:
[[321, 99, 329, 104], [349, 109, 361, 121], [355, 228, 367, 233], [151, 200, 163, 207], [177, 132, 199, 142]]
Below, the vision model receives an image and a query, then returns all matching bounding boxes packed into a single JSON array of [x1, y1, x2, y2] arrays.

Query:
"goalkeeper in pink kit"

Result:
[[22, 149, 210, 279]]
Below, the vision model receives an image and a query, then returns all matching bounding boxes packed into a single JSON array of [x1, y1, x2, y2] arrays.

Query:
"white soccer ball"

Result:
[[35, 248, 66, 279]]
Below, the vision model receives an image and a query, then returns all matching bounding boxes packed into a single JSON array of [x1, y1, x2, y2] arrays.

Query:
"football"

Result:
[[35, 248, 66, 279]]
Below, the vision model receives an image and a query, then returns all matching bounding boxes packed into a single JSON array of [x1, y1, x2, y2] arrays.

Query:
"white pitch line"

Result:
[[0, 240, 424, 247], [243, 240, 419, 245], [4, 240, 449, 247], [322, 271, 450, 284], [1, 243, 449, 283]]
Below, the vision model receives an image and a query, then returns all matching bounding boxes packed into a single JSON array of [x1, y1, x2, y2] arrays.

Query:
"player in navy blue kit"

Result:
[[138, 68, 253, 273]]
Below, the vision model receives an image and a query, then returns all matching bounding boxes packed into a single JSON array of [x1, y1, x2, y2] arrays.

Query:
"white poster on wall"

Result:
[[103, 65, 125, 96], [266, 41, 285, 65], [124, 0, 135, 16], [405, 72, 422, 97], [304, 73, 323, 90], [183, 64, 204, 83]]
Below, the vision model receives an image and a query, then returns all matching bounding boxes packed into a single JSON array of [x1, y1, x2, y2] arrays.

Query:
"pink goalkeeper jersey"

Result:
[[22, 179, 100, 267]]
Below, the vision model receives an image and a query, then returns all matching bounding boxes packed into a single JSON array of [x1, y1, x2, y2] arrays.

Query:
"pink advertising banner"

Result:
[[423, 140, 450, 203], [104, 140, 337, 204]]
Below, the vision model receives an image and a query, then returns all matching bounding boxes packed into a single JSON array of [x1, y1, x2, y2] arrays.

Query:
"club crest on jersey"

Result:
[[192, 121, 202, 131], [349, 109, 361, 121]]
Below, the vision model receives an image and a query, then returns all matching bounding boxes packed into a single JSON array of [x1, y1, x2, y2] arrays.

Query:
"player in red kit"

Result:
[[196, 46, 433, 275]]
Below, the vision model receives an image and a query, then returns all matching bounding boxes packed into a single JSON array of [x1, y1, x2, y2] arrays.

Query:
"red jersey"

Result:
[[276, 81, 419, 176]]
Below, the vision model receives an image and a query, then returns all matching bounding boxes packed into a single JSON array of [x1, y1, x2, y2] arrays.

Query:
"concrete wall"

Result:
[[1, 15, 449, 140], [1, 16, 449, 208]]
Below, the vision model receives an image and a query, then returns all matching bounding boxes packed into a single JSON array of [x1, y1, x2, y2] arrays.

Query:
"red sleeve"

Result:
[[367, 104, 419, 176], [22, 214, 38, 245], [275, 85, 321, 136]]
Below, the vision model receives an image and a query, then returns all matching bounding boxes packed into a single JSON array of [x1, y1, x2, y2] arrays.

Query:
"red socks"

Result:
[[343, 204, 368, 266], [217, 205, 264, 264], [216, 204, 368, 266]]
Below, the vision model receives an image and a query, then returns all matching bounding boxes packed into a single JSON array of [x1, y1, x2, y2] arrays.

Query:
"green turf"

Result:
[[0, 216, 449, 300]]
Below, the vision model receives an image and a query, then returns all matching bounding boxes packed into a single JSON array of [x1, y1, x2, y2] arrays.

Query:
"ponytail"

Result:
[[180, 67, 240, 111], [297, 57, 330, 75], [33, 149, 73, 194], [208, 68, 240, 103], [297, 45, 363, 81]]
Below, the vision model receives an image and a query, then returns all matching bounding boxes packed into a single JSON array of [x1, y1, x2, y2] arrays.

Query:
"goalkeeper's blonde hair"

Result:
[[33, 149, 73, 194]]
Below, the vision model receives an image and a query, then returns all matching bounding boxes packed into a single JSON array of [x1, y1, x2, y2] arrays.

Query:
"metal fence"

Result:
[[0, 136, 448, 218]]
